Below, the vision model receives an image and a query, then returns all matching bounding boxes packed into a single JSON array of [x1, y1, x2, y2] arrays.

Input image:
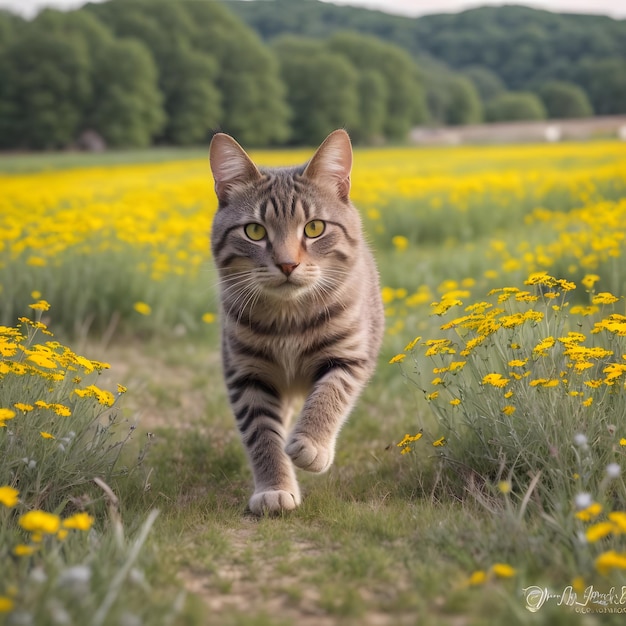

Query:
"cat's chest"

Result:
[[271, 335, 307, 385]]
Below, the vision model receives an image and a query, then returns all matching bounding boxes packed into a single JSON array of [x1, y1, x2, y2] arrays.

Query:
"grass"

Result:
[[1, 141, 626, 624]]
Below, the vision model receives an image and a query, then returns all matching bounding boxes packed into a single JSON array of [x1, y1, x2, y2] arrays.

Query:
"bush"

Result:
[[485, 91, 547, 122], [538, 80, 593, 119]]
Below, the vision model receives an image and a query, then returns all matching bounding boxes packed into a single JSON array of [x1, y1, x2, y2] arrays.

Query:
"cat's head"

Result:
[[209, 130, 363, 303]]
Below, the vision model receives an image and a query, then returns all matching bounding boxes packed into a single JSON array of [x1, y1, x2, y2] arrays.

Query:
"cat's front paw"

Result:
[[285, 434, 333, 473], [248, 489, 300, 516]]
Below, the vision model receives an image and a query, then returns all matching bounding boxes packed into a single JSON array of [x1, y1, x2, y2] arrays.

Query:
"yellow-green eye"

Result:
[[304, 220, 325, 238], [244, 223, 266, 241]]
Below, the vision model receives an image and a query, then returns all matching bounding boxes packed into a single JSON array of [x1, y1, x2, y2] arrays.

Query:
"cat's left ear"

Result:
[[209, 133, 262, 204], [303, 129, 352, 202]]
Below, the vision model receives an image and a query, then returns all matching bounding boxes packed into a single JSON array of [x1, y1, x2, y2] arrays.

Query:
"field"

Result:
[[1, 140, 626, 625]]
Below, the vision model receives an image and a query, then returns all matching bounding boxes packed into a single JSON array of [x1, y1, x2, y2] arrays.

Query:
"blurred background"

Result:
[[0, 0, 625, 150]]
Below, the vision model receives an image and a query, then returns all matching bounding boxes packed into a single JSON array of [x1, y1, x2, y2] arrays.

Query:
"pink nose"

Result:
[[277, 262, 299, 276]]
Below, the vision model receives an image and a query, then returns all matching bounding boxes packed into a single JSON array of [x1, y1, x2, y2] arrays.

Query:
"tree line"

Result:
[[0, 0, 624, 151], [231, 0, 626, 125], [0, 0, 428, 149]]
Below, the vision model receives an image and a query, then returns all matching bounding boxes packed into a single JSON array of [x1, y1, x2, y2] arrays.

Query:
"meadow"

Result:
[[1, 140, 625, 625]]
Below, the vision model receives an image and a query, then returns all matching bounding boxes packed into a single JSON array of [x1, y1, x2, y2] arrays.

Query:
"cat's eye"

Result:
[[304, 220, 325, 238], [244, 223, 267, 241]]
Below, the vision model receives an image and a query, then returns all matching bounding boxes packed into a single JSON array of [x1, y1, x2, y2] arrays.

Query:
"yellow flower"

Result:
[[19, 510, 61, 534], [482, 373, 510, 388], [608, 512, 626, 533], [202, 312, 216, 324], [0, 486, 19, 507], [586, 522, 616, 543], [40, 431, 55, 440], [467, 570, 487, 586], [404, 336, 421, 351], [62, 512, 94, 531], [595, 550, 626, 576], [0, 596, 14, 612], [391, 235, 409, 251], [576, 502, 603, 522], [427, 391, 439, 401], [621, 438, 626, 446], [13, 544, 38, 556], [432, 436, 446, 447], [388, 353, 406, 364], [501, 405, 515, 415], [117, 384, 128, 394], [449, 398, 461, 406], [581, 274, 600, 290], [508, 359, 528, 368], [491, 563, 516, 578], [497, 481, 511, 494], [133, 302, 152, 316], [592, 292, 619, 305], [13, 403, 33, 412], [0, 408, 16, 421], [29, 299, 51, 311]]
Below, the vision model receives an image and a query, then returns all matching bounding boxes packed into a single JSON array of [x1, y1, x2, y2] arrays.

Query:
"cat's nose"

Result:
[[277, 262, 299, 276]]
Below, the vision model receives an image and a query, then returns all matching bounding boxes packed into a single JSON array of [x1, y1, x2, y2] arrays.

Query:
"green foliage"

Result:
[[273, 37, 359, 145], [0, 30, 91, 149], [327, 31, 428, 138], [538, 80, 593, 119], [230, 0, 626, 125], [462, 65, 506, 103], [485, 91, 547, 122], [574, 58, 626, 115], [89, 38, 165, 147]]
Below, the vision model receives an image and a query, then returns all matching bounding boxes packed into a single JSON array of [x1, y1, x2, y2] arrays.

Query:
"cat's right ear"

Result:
[[209, 133, 261, 205]]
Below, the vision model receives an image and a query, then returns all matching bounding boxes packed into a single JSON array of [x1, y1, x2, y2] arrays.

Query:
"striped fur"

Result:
[[209, 130, 384, 515]]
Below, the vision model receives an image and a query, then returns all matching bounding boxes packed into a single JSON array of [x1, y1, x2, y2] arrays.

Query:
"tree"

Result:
[[89, 0, 290, 146], [327, 31, 427, 139], [273, 37, 359, 145], [0, 30, 91, 149], [158, 48, 221, 145], [538, 80, 593, 119], [574, 58, 626, 115], [444, 76, 483, 125], [87, 38, 165, 147], [355, 70, 387, 142], [462, 65, 505, 103], [485, 92, 547, 122]]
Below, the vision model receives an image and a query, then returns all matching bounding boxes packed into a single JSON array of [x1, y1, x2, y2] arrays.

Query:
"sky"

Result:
[[0, 0, 624, 19]]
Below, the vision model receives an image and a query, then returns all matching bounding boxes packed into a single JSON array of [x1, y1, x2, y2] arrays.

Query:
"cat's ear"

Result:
[[303, 129, 352, 201], [209, 133, 262, 204]]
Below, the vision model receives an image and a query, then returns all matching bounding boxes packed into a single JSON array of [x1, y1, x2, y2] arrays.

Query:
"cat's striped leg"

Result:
[[285, 357, 366, 473], [227, 372, 301, 514]]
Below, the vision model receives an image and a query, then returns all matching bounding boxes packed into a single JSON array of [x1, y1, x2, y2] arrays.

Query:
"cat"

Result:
[[209, 129, 384, 515]]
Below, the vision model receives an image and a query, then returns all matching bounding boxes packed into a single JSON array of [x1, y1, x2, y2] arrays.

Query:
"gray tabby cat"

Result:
[[209, 130, 384, 514]]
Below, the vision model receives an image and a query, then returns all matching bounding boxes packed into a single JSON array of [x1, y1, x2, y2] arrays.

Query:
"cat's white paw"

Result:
[[248, 489, 300, 515], [285, 434, 333, 473]]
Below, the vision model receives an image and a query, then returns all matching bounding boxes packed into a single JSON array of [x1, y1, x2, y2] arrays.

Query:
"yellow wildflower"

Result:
[[404, 336, 421, 351], [576, 502, 603, 522], [432, 436, 446, 447], [467, 570, 487, 586], [586, 522, 616, 543], [202, 312, 216, 324], [29, 299, 51, 311], [0, 486, 19, 507], [19, 510, 61, 534], [62, 512, 94, 531], [133, 302, 152, 316], [482, 373, 509, 388], [40, 431, 55, 440], [595, 550, 626, 576], [592, 292, 619, 305], [13, 544, 38, 556], [0, 596, 14, 612], [491, 563, 516, 578], [388, 353, 406, 364]]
